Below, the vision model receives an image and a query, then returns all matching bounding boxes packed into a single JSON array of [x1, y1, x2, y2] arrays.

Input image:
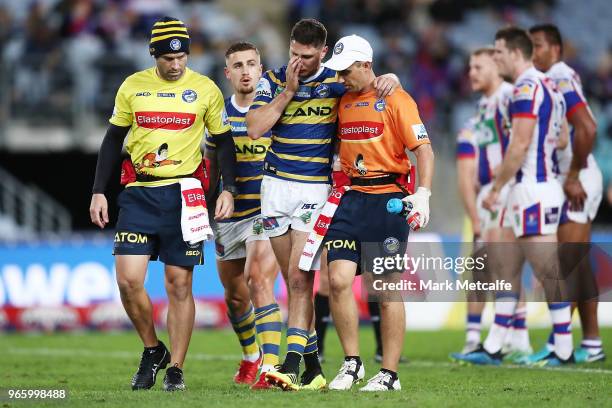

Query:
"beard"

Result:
[[238, 85, 254, 94]]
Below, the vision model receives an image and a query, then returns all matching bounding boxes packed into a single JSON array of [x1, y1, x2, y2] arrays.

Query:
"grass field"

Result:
[[3, 327, 611, 407]]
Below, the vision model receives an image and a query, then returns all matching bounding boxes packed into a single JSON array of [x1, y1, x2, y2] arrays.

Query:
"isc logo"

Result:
[[301, 203, 318, 209], [186, 250, 201, 256]]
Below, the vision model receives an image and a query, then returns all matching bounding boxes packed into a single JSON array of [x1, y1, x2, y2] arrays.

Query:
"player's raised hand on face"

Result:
[[285, 56, 301, 94], [89, 193, 109, 229], [374, 73, 401, 98], [214, 191, 234, 221]]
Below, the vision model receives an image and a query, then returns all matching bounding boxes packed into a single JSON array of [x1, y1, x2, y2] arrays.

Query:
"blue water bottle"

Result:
[[387, 198, 420, 231]]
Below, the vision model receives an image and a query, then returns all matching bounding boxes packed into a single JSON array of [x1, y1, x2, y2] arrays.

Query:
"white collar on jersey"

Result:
[[230, 94, 250, 114], [515, 65, 540, 83], [299, 65, 325, 83]]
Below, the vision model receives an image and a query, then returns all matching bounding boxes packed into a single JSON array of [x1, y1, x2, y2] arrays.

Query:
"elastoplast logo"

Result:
[[135, 111, 195, 130], [339, 121, 384, 141], [182, 188, 205, 207]]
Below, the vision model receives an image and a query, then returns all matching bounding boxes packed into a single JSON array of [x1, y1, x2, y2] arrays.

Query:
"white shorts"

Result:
[[477, 183, 512, 232], [559, 164, 603, 224], [260, 176, 331, 238], [214, 215, 268, 261], [506, 180, 564, 238]]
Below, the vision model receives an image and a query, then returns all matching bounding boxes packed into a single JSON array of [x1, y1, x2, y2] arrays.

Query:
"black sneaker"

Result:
[[131, 341, 171, 390], [163, 365, 186, 391]]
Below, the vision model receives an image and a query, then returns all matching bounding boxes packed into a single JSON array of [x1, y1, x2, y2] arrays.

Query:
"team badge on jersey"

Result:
[[255, 78, 272, 98], [513, 82, 536, 101], [182, 89, 197, 103], [374, 99, 386, 112], [314, 84, 330, 98], [221, 108, 229, 126], [170, 39, 182, 51]]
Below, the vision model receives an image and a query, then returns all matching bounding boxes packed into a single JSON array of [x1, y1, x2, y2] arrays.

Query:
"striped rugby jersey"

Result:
[[456, 82, 513, 186], [545, 61, 598, 175], [249, 66, 346, 183], [206, 95, 271, 222], [509, 67, 566, 183]]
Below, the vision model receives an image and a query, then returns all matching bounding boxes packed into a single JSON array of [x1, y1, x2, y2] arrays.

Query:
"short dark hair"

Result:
[[225, 41, 259, 58], [290, 18, 327, 48], [495, 26, 533, 59], [529, 24, 563, 56]]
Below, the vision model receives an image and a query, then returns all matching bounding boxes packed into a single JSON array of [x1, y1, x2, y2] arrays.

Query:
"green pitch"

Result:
[[3, 328, 611, 407]]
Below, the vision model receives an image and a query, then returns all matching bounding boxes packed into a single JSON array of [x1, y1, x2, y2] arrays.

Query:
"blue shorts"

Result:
[[113, 184, 203, 266], [323, 190, 409, 272]]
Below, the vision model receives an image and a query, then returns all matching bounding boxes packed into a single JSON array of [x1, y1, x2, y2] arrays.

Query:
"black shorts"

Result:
[[323, 190, 409, 273], [113, 184, 203, 266]]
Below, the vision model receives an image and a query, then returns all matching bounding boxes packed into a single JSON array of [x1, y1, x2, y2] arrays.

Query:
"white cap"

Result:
[[324, 35, 373, 71]]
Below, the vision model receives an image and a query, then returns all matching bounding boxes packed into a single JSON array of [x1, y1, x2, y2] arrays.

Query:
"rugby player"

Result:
[[89, 17, 237, 391], [204, 42, 282, 389], [455, 27, 573, 366], [528, 24, 604, 363], [246, 19, 401, 390], [323, 34, 434, 391], [452, 48, 531, 359]]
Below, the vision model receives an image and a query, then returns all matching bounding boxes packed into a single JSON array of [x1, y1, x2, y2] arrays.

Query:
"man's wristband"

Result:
[[223, 185, 238, 198]]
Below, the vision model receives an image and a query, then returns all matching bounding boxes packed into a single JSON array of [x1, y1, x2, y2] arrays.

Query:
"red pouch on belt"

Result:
[[332, 170, 351, 188], [192, 157, 211, 193], [395, 166, 416, 195], [120, 158, 136, 185]]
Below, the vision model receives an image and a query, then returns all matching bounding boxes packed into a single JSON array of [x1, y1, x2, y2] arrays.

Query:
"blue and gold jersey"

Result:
[[206, 95, 271, 222], [250, 66, 345, 183]]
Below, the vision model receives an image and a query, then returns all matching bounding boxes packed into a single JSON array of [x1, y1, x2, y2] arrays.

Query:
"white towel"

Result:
[[179, 178, 214, 245], [299, 185, 350, 271]]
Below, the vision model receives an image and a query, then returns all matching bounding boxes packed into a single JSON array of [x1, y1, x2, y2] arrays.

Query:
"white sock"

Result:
[[484, 294, 518, 354], [510, 307, 530, 351], [466, 314, 482, 344], [243, 351, 261, 362], [581, 338, 603, 355], [549, 303, 573, 360], [259, 364, 274, 373]]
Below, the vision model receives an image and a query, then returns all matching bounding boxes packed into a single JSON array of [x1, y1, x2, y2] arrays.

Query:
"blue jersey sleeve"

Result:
[[509, 81, 538, 118], [250, 71, 278, 110]]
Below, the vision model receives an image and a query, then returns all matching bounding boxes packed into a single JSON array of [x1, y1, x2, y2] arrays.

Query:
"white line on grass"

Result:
[[9, 347, 612, 375]]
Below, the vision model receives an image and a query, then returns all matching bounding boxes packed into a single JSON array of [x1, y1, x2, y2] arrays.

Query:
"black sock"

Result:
[[368, 302, 382, 355], [282, 351, 302, 375], [345, 355, 362, 364], [144, 341, 161, 351], [303, 352, 321, 372], [314, 293, 330, 355], [380, 368, 397, 381]]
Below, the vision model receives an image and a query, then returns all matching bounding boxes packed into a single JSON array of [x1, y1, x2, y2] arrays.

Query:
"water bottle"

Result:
[[387, 198, 421, 231]]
